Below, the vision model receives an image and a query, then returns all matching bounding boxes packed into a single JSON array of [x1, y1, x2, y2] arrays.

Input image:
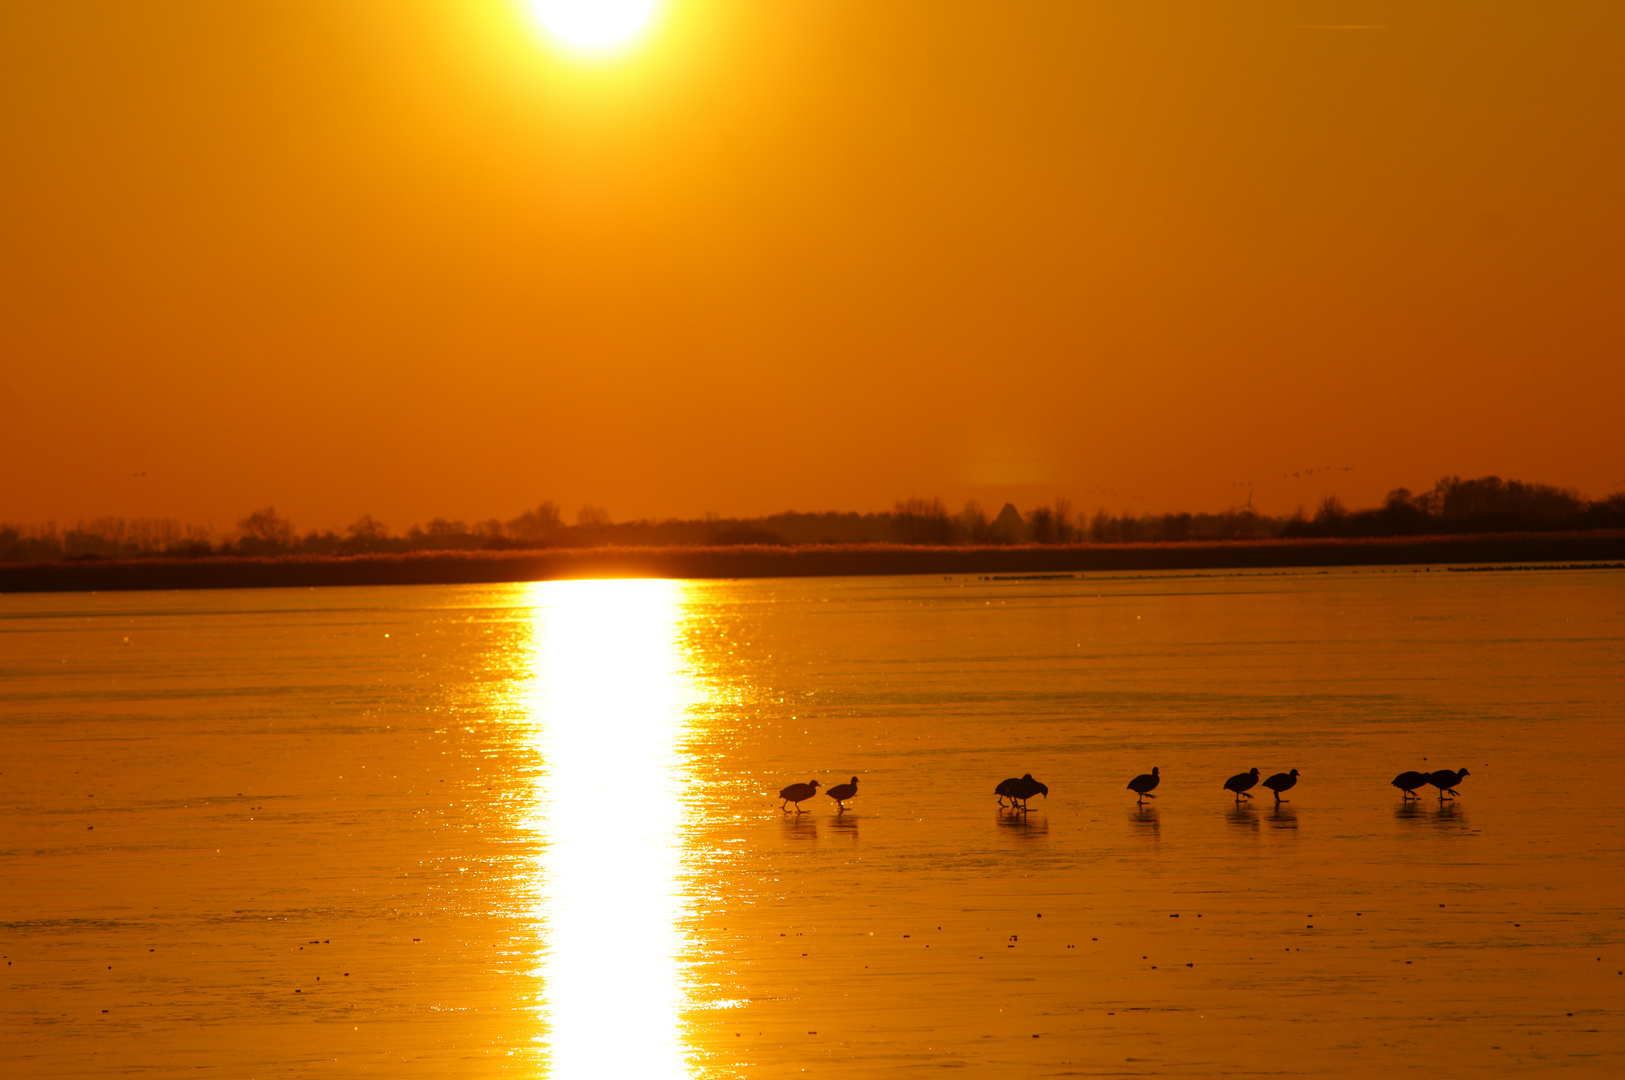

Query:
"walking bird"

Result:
[[1262, 769, 1299, 804], [996, 774, 1048, 811], [1224, 767, 1260, 803], [1012, 773, 1048, 809], [1426, 768, 1470, 800], [1391, 770, 1429, 799], [826, 776, 859, 810], [1127, 767, 1160, 804], [778, 779, 821, 812]]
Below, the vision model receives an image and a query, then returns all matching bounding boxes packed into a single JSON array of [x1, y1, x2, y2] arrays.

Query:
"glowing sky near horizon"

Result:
[[1, 1, 1621, 530], [528, 0, 659, 53]]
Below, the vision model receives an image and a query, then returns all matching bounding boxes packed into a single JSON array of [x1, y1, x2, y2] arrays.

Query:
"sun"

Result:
[[528, 0, 661, 53]]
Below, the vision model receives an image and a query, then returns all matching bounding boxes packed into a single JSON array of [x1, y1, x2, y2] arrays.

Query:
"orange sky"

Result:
[[3, 1, 1622, 532]]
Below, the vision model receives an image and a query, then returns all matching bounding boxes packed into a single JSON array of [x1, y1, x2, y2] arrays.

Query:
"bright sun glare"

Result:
[[528, 0, 660, 52], [525, 579, 695, 1077]]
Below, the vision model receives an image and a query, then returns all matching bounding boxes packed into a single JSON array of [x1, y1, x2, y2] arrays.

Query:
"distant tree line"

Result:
[[1277, 476, 1624, 539], [3, 476, 1622, 564]]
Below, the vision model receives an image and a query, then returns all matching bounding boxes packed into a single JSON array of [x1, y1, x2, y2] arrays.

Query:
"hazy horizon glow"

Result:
[[1, 2, 1621, 529]]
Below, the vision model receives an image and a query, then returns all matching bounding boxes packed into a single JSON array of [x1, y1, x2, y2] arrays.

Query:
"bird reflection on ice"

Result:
[[780, 814, 819, 841], [524, 579, 696, 1079], [1395, 800, 1470, 832], [996, 810, 1048, 837], [1227, 805, 1261, 833], [1432, 802, 1468, 829], [828, 813, 860, 837]]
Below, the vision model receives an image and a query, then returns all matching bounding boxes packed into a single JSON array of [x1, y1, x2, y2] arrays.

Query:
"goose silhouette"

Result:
[[1391, 770, 1429, 799], [1263, 769, 1299, 804], [1127, 767, 1160, 804], [1223, 767, 1260, 802], [996, 774, 1048, 811], [825, 776, 859, 811], [1426, 768, 1470, 800], [778, 779, 821, 813]]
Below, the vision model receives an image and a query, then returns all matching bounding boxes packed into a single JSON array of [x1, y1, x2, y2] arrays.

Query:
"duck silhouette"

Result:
[[825, 776, 859, 811], [996, 774, 1048, 811], [1223, 767, 1260, 803], [778, 779, 821, 813], [1128, 767, 1160, 804], [1262, 769, 1299, 804], [1391, 770, 1429, 799], [1426, 768, 1470, 800]]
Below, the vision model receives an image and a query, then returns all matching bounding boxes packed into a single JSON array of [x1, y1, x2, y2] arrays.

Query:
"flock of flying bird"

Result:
[[776, 766, 1473, 813]]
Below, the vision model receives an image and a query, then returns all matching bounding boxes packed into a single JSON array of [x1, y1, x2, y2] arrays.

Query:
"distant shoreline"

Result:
[[2, 531, 1622, 594]]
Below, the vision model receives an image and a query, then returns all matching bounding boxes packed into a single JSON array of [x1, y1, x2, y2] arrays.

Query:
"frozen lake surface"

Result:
[[3, 567, 1623, 1077]]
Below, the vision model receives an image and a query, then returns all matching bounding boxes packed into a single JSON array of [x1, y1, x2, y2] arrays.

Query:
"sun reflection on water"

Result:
[[525, 578, 695, 1078]]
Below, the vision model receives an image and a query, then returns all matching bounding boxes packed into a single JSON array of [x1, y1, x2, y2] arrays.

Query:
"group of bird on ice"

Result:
[[775, 766, 1472, 813]]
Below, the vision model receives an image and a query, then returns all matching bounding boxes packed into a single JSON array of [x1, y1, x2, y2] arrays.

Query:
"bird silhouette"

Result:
[[825, 776, 859, 811], [1127, 767, 1160, 804], [1223, 767, 1260, 803], [1426, 768, 1470, 800], [778, 779, 821, 812], [1013, 774, 1048, 809], [1262, 769, 1299, 804], [996, 773, 1048, 811], [1391, 770, 1429, 799]]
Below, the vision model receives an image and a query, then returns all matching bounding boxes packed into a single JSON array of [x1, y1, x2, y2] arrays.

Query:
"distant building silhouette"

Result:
[[991, 503, 1027, 544]]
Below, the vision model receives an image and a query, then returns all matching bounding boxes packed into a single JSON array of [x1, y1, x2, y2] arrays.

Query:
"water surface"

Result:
[[3, 568, 1622, 1076]]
